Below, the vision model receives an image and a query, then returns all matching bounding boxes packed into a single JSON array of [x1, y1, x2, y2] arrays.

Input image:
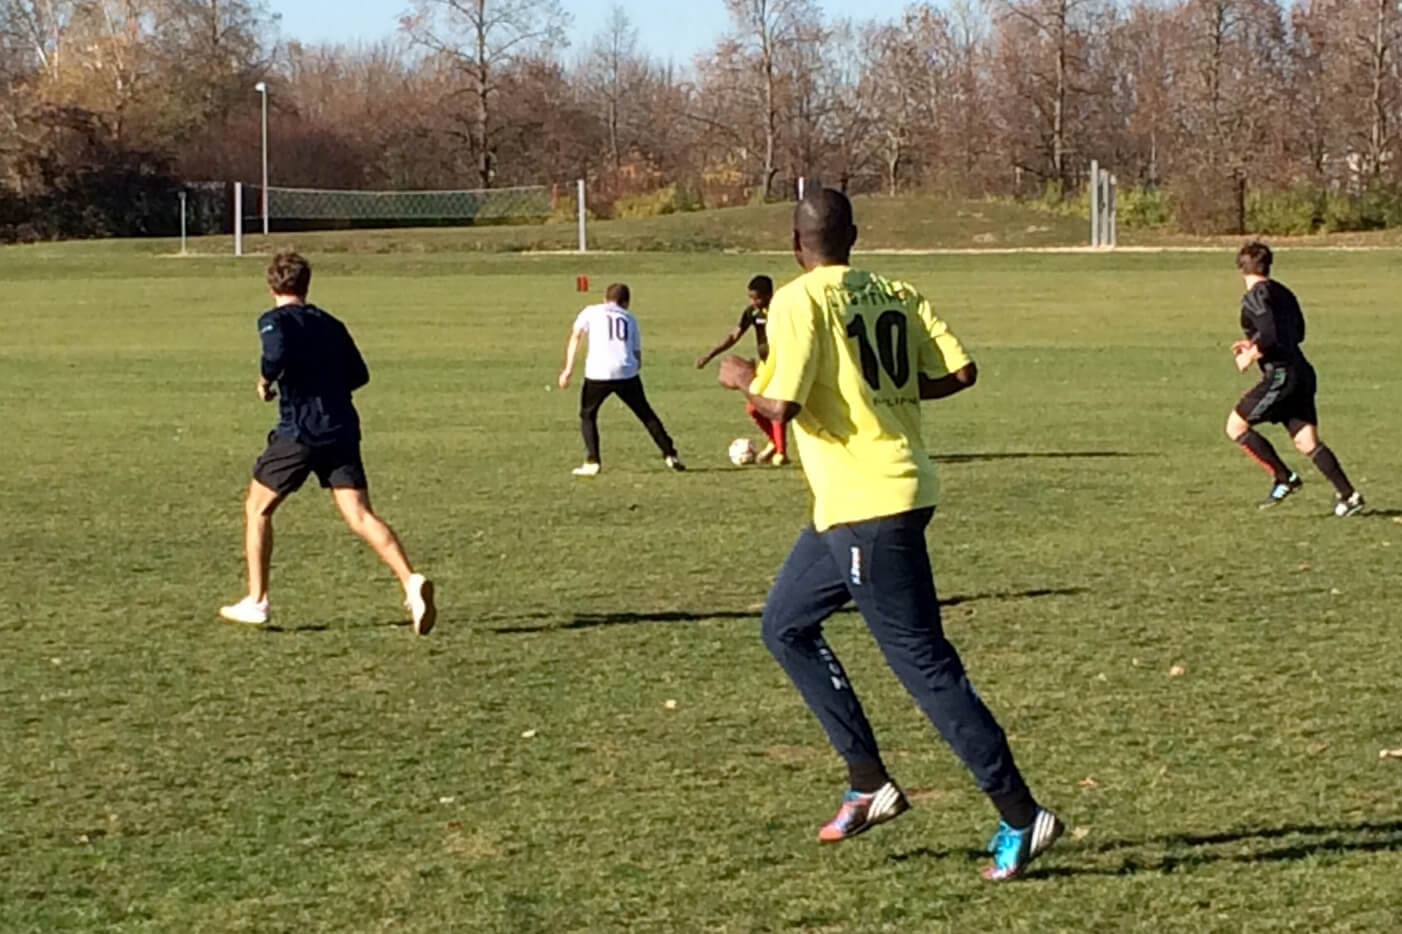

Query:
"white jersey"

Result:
[[574, 302, 642, 381]]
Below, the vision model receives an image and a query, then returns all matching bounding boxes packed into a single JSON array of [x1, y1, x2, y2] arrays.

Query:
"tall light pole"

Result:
[[254, 81, 269, 236]]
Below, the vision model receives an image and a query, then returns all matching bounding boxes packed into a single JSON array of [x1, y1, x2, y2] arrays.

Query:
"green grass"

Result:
[[2, 241, 1402, 932]]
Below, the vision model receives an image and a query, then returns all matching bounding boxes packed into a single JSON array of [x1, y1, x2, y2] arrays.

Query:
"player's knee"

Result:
[[759, 607, 795, 653], [245, 491, 279, 518], [1225, 419, 1247, 442], [1293, 436, 1318, 456]]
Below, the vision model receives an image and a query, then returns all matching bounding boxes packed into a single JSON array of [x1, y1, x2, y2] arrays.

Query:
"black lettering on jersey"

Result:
[[846, 311, 910, 390]]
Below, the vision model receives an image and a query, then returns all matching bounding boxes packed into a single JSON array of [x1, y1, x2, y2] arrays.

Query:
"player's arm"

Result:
[[718, 356, 801, 423], [915, 298, 976, 402], [257, 314, 283, 401], [919, 362, 978, 399], [718, 298, 813, 424], [1235, 289, 1272, 370], [696, 312, 751, 369], [344, 327, 370, 392], [558, 325, 586, 389]]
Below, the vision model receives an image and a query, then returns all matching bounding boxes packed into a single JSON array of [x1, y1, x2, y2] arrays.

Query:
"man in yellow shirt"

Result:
[[718, 189, 1061, 881]]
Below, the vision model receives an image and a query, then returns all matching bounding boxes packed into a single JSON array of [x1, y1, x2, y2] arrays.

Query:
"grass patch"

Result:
[[2, 245, 1402, 931]]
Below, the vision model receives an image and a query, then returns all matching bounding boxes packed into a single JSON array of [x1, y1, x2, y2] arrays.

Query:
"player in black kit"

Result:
[[1225, 241, 1364, 517], [695, 275, 789, 464]]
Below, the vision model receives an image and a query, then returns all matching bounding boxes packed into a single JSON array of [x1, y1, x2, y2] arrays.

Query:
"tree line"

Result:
[[2, 0, 1400, 241]]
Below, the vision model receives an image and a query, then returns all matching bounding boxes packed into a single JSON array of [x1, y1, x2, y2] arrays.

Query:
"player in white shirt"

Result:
[[557, 283, 685, 476]]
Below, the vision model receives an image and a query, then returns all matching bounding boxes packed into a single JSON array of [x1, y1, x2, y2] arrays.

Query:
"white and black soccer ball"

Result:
[[728, 438, 757, 466]]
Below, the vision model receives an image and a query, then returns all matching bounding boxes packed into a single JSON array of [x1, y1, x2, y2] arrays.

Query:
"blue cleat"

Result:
[[1259, 473, 1302, 509], [982, 808, 1064, 881]]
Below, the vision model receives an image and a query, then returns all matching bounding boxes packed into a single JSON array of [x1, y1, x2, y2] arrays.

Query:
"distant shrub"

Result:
[[1118, 186, 1174, 228], [1321, 183, 1402, 232], [1245, 184, 1323, 235], [614, 184, 704, 219]]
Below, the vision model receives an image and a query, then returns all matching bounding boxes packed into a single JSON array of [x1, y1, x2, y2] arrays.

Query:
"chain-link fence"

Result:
[[262, 184, 552, 222]]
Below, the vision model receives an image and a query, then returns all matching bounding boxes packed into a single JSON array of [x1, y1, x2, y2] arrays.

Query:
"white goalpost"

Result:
[[231, 181, 586, 256], [1089, 160, 1117, 248]]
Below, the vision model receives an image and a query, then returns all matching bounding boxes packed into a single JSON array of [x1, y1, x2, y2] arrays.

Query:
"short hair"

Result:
[[267, 251, 312, 296], [1236, 241, 1273, 277], [747, 275, 773, 296], [795, 188, 856, 260], [605, 282, 630, 306]]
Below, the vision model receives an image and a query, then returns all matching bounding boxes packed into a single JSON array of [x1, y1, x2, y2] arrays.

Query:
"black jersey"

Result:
[[258, 303, 369, 446], [1241, 280, 1308, 368], [739, 306, 770, 361]]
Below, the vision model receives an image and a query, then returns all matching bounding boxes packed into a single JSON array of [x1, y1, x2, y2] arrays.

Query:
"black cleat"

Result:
[[1259, 473, 1302, 509]]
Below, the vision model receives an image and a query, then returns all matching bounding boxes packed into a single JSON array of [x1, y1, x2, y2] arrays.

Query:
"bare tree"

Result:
[[986, 0, 1104, 193], [722, 0, 818, 198], [402, 0, 569, 188], [579, 4, 642, 177]]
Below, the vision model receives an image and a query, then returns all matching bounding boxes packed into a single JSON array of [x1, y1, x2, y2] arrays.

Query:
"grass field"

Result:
[[3, 240, 1402, 933]]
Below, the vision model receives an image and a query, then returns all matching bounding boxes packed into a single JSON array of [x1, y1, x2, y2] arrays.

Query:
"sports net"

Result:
[[259, 184, 553, 223]]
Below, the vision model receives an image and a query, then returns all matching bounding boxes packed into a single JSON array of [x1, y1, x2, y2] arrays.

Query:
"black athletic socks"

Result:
[[991, 789, 1038, 829], [848, 759, 890, 794], [1238, 430, 1292, 483], [1309, 444, 1355, 498]]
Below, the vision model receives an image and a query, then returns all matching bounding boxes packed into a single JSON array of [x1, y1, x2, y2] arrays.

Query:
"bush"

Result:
[[613, 184, 704, 219], [1117, 186, 1174, 229], [1245, 184, 1324, 235]]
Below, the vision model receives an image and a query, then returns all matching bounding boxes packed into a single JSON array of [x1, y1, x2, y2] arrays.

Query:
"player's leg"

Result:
[[769, 414, 789, 464], [616, 376, 683, 469], [747, 401, 777, 463], [221, 435, 309, 624], [324, 450, 437, 635], [242, 479, 284, 605], [1227, 379, 1299, 507], [762, 525, 901, 842], [1287, 419, 1362, 514], [836, 507, 1061, 878], [576, 379, 611, 474]]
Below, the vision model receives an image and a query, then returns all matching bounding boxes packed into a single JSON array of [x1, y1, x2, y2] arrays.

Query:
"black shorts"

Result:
[[1236, 362, 1317, 427], [252, 432, 367, 495]]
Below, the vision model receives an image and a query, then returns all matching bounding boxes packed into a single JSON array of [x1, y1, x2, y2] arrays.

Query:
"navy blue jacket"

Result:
[[258, 303, 368, 446]]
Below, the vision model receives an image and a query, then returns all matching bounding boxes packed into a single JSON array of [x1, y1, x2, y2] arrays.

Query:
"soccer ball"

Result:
[[728, 438, 757, 466]]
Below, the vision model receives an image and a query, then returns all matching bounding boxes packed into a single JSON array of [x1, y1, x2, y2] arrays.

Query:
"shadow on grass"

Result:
[[1361, 507, 1402, 519], [932, 451, 1145, 465], [486, 587, 1084, 634], [261, 623, 332, 633], [889, 819, 1402, 877]]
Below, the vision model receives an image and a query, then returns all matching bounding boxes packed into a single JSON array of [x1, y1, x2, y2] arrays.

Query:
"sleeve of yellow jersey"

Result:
[[749, 284, 819, 405], [915, 295, 972, 377]]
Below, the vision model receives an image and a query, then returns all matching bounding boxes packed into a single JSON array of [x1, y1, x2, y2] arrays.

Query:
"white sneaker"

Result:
[[664, 455, 686, 472], [572, 462, 601, 477], [219, 596, 269, 625], [405, 573, 437, 635]]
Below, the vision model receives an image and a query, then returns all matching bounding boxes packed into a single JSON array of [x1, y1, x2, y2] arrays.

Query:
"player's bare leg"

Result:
[[220, 480, 283, 624], [331, 487, 437, 633], [1287, 419, 1362, 515]]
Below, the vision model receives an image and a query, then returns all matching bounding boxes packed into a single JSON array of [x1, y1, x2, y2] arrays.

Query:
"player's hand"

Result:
[[1232, 339, 1252, 355], [557, 370, 571, 389], [717, 355, 756, 392], [257, 378, 276, 401], [1234, 348, 1257, 372]]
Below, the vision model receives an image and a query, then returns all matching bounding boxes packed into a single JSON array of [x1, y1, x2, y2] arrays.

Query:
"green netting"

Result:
[[264, 185, 552, 221]]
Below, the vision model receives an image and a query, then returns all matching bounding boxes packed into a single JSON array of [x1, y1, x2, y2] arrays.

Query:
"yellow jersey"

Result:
[[750, 264, 972, 532]]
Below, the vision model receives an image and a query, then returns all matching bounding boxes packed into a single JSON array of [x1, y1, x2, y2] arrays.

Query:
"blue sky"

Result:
[[270, 0, 914, 65]]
